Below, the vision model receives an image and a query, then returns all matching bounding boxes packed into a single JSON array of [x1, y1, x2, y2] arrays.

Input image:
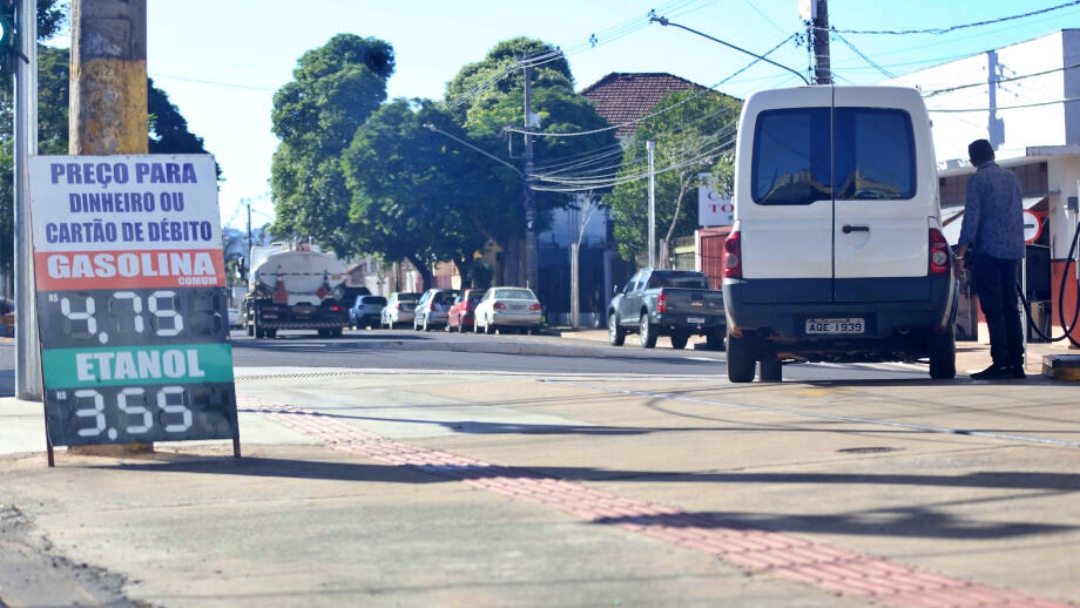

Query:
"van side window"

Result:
[[751, 107, 916, 205]]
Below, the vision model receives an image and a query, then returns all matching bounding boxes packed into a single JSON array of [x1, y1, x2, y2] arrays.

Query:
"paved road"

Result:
[[1, 333, 1078, 607]]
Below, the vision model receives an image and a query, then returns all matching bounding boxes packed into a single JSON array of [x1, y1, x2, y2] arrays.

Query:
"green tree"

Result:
[[0, 1, 67, 286], [444, 37, 616, 283], [608, 89, 742, 264], [343, 98, 493, 289], [269, 34, 394, 256]]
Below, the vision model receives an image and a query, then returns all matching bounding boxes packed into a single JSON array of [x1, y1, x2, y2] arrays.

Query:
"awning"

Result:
[[941, 195, 1047, 245]]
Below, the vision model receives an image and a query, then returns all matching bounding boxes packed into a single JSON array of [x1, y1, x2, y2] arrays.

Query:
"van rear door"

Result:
[[736, 86, 833, 303], [735, 86, 932, 304], [831, 87, 931, 301]]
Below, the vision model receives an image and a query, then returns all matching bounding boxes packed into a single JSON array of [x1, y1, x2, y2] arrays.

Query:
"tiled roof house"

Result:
[[579, 72, 708, 138]]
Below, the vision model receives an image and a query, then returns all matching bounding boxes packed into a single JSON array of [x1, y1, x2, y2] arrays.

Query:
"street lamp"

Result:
[[423, 124, 537, 290], [650, 15, 810, 86], [423, 124, 523, 178]]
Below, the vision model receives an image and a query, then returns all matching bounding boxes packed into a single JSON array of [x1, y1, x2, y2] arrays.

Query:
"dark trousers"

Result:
[[971, 253, 1024, 368]]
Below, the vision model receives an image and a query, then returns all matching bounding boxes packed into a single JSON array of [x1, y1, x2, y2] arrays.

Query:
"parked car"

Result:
[[227, 307, 241, 330], [722, 85, 956, 383], [380, 292, 421, 329], [413, 288, 459, 331], [608, 269, 725, 350], [446, 289, 485, 332], [474, 287, 543, 335], [349, 295, 387, 329]]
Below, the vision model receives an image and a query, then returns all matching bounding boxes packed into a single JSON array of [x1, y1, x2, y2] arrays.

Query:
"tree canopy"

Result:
[[439, 37, 616, 283], [269, 34, 395, 256], [608, 88, 742, 264], [343, 98, 522, 288]]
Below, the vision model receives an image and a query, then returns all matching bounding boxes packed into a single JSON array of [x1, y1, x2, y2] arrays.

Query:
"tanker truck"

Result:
[[241, 242, 350, 338]]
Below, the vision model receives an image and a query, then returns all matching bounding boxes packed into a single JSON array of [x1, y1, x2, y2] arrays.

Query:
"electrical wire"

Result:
[[923, 62, 1080, 97], [528, 105, 740, 184], [506, 33, 794, 140], [833, 0, 1080, 36], [929, 96, 1080, 113], [447, 0, 716, 108], [831, 32, 896, 80]]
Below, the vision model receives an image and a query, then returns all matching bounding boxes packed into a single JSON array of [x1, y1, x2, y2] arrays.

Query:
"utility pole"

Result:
[[647, 140, 656, 268], [522, 64, 539, 292], [69, 0, 149, 453], [13, 0, 38, 399], [811, 0, 832, 85], [70, 0, 148, 154]]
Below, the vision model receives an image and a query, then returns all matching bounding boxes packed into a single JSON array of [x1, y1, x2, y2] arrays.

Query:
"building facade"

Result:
[[889, 30, 1080, 343]]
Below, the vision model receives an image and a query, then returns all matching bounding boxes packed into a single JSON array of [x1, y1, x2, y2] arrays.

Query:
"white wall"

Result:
[[1048, 156, 1080, 259], [889, 31, 1075, 165]]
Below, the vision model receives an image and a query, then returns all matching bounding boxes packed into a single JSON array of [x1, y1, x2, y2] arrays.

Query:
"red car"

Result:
[[445, 289, 485, 332]]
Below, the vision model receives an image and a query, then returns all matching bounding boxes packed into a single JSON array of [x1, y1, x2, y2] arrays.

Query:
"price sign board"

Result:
[[28, 155, 238, 448]]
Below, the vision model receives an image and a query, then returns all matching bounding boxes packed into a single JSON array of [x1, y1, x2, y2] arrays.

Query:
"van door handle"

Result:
[[842, 224, 869, 234]]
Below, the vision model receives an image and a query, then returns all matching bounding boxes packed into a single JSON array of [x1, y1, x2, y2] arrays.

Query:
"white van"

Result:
[[722, 86, 956, 382]]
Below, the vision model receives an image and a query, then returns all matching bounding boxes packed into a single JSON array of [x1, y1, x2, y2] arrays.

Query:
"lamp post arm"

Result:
[[650, 16, 810, 86], [423, 124, 524, 179]]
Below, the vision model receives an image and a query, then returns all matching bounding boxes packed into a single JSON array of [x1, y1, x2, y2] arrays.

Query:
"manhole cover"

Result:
[[837, 446, 901, 454]]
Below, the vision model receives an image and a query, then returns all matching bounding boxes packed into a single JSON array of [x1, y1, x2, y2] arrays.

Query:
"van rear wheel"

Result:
[[759, 357, 782, 382], [727, 331, 755, 383]]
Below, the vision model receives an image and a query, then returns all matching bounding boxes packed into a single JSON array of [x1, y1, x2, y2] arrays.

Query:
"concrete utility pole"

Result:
[[14, 0, 39, 399], [522, 64, 539, 292], [811, 0, 832, 85], [647, 140, 656, 269], [70, 0, 148, 155], [69, 0, 149, 453]]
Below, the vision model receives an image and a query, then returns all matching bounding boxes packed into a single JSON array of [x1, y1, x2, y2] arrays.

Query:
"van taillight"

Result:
[[657, 292, 668, 313], [929, 228, 950, 275], [723, 231, 742, 279]]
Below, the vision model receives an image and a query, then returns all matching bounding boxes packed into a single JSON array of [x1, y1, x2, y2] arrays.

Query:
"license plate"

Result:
[[806, 318, 865, 334], [688, 317, 705, 324]]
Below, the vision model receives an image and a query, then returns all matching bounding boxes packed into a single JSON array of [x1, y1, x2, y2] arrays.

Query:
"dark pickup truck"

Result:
[[607, 268, 726, 349]]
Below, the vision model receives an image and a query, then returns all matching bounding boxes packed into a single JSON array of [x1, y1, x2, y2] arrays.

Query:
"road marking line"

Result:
[[238, 396, 1073, 608]]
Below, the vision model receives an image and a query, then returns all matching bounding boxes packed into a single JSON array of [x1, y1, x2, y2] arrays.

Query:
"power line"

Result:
[[928, 95, 1080, 113], [150, 72, 278, 92], [831, 32, 896, 80], [922, 62, 1080, 97], [447, 0, 711, 108], [833, 0, 1080, 35], [507, 33, 794, 140]]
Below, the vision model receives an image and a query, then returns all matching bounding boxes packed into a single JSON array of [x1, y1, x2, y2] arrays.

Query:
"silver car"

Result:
[[413, 289, 459, 331], [474, 287, 543, 335], [380, 292, 420, 329]]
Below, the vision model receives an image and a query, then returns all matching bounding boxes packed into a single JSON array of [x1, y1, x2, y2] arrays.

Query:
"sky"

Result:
[[50, 0, 1080, 231]]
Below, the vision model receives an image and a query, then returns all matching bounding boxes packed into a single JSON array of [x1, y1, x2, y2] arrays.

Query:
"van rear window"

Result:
[[752, 107, 916, 205]]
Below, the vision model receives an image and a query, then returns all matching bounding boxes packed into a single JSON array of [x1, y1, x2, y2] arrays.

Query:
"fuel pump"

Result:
[[1021, 193, 1080, 348]]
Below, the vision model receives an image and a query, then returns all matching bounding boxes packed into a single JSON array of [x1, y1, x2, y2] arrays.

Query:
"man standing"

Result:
[[956, 139, 1026, 380]]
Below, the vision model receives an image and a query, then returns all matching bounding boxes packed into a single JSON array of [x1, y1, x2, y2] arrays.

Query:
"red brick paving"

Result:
[[241, 398, 1074, 608]]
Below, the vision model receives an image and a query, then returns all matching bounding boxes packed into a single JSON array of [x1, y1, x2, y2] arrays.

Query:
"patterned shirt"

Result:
[[957, 161, 1025, 260]]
